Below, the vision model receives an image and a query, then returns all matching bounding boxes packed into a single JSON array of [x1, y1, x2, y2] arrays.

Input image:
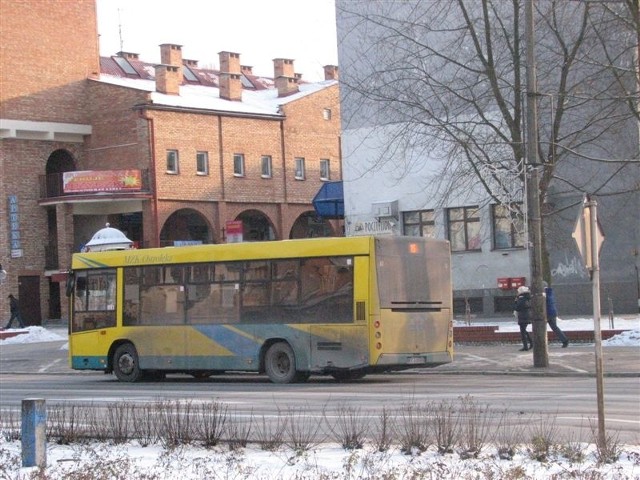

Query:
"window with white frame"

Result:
[[166, 150, 179, 174], [196, 151, 208, 175], [447, 206, 481, 252], [319, 159, 330, 181], [323, 108, 332, 120], [261, 155, 272, 178], [492, 203, 525, 249], [233, 153, 245, 177], [294, 157, 305, 180], [403, 210, 435, 238]]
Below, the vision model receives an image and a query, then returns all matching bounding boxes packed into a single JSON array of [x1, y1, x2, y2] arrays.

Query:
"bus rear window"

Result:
[[375, 237, 450, 308]]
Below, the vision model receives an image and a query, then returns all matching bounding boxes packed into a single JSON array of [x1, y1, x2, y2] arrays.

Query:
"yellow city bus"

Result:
[[67, 236, 453, 383]]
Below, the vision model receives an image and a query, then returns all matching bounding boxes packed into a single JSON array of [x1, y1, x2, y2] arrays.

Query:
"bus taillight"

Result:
[[408, 243, 420, 254], [374, 320, 380, 328]]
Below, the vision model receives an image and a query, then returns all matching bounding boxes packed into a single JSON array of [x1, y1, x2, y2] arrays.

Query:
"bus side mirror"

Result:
[[66, 272, 75, 297]]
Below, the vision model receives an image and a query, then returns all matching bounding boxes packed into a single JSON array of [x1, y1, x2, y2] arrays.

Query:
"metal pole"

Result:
[[21, 398, 46, 468], [588, 197, 606, 448], [525, 0, 549, 367]]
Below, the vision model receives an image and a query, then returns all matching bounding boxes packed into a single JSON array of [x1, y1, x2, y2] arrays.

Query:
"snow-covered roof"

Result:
[[93, 73, 337, 117]]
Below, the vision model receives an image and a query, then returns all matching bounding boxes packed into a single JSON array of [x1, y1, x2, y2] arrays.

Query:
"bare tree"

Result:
[[587, 0, 639, 123], [337, 0, 639, 278]]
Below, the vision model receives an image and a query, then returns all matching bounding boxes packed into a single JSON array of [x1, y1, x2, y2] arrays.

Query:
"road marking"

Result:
[[558, 416, 640, 425], [555, 364, 588, 374], [38, 358, 62, 373], [458, 354, 502, 365]]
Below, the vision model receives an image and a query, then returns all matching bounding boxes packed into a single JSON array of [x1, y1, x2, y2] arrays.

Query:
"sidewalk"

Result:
[[428, 343, 640, 377]]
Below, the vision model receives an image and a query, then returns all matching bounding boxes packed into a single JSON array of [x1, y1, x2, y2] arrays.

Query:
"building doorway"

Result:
[[18, 275, 41, 326], [48, 278, 62, 320]]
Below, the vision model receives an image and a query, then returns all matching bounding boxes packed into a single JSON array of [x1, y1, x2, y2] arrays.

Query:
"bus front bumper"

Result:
[[71, 355, 108, 370]]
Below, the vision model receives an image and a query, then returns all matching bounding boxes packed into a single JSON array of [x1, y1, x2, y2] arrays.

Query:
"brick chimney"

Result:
[[117, 51, 139, 60], [219, 51, 242, 101], [274, 58, 299, 97], [160, 43, 183, 66], [241, 65, 253, 75], [155, 64, 181, 95], [276, 76, 299, 97], [183, 59, 198, 68], [273, 58, 295, 78], [159, 44, 183, 87], [324, 65, 339, 80]]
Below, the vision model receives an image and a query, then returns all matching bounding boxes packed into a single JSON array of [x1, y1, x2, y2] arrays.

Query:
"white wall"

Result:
[[341, 122, 530, 303]]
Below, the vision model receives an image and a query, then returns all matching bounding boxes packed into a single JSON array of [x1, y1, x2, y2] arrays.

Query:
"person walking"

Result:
[[544, 284, 569, 348], [514, 286, 533, 351], [4, 294, 25, 329]]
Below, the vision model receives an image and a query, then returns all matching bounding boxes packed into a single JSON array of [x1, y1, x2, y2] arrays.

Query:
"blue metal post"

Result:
[[21, 398, 46, 468]]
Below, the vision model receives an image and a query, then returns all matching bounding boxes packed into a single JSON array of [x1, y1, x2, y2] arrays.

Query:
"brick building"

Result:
[[1, 0, 342, 324]]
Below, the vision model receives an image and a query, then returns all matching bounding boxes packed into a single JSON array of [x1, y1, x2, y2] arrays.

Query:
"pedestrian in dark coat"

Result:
[[544, 285, 569, 348], [514, 286, 533, 351], [4, 294, 25, 329]]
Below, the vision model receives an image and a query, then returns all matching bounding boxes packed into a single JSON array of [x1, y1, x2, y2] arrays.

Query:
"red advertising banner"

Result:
[[63, 170, 142, 193]]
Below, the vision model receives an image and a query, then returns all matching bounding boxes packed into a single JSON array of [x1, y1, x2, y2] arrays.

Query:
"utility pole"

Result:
[[524, 0, 549, 367]]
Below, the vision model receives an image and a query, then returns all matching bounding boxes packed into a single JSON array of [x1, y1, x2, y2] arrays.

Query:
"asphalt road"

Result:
[[1, 337, 638, 443]]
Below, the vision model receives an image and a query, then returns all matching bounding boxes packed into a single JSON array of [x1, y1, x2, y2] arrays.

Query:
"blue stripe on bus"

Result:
[[71, 355, 107, 370], [194, 325, 261, 357], [194, 324, 308, 357]]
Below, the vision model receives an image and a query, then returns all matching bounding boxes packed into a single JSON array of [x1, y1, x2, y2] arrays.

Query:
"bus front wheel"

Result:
[[113, 343, 143, 382], [265, 342, 299, 384]]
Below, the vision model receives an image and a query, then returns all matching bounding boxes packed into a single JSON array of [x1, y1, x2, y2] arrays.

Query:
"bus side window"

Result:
[[298, 257, 354, 324], [242, 261, 269, 308], [183, 263, 241, 325], [272, 260, 298, 306], [300, 258, 324, 300], [123, 267, 141, 326]]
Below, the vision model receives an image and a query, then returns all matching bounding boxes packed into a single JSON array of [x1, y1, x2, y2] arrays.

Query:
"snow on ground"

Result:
[[0, 326, 66, 345], [1, 439, 639, 479], [453, 315, 640, 346]]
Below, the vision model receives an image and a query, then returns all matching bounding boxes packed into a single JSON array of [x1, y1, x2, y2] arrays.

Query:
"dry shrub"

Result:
[[326, 405, 368, 450]]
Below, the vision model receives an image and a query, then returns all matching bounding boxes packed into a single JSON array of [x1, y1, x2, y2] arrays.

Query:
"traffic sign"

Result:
[[572, 196, 605, 271]]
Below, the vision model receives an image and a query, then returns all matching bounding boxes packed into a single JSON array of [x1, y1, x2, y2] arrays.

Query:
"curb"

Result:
[[423, 370, 639, 378]]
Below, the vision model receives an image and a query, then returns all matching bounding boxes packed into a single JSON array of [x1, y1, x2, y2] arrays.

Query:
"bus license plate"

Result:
[[407, 356, 426, 364]]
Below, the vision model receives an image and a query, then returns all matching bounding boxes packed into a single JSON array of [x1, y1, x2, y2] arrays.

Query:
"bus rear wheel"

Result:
[[113, 343, 143, 382], [265, 342, 300, 384]]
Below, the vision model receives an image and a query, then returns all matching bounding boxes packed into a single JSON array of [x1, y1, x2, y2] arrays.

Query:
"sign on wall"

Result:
[[63, 170, 142, 193], [226, 220, 243, 243], [7, 195, 22, 258], [350, 219, 395, 236]]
